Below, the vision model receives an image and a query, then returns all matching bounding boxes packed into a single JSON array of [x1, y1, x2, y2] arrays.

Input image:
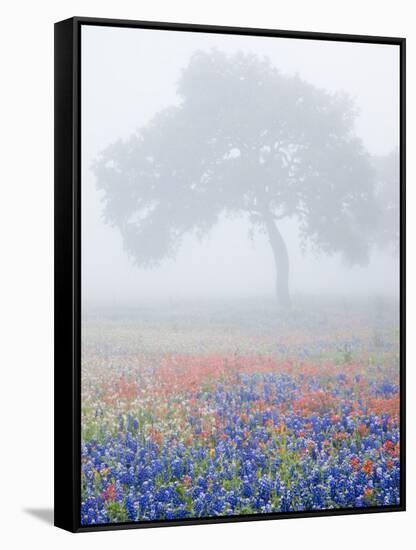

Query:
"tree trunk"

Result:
[[263, 212, 291, 308]]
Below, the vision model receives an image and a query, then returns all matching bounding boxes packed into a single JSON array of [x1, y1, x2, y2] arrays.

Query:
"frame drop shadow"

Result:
[[24, 508, 54, 525]]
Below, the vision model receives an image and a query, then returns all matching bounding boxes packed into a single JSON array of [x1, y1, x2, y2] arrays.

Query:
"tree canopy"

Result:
[[372, 149, 400, 255], [93, 50, 382, 305]]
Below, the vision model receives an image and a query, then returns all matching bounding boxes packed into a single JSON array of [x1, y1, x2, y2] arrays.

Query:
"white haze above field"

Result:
[[81, 25, 400, 306]]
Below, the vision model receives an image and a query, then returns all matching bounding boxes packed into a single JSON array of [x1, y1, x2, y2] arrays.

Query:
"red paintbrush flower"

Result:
[[102, 483, 117, 501], [363, 459, 374, 475]]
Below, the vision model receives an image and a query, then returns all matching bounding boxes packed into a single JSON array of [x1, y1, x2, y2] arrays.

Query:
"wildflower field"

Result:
[[81, 297, 401, 525]]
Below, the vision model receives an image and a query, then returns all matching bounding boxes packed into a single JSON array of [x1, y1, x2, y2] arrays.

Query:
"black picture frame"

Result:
[[54, 16, 406, 533]]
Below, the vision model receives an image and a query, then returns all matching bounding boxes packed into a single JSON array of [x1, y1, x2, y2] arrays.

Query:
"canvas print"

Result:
[[80, 25, 401, 525]]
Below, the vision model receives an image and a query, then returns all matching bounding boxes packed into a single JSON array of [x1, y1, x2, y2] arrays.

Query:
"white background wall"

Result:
[[0, 1, 413, 548]]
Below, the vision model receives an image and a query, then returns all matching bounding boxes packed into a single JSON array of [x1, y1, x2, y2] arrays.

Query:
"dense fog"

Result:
[[81, 25, 400, 307]]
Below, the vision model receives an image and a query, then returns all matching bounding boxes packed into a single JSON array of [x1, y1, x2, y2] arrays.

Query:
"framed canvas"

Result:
[[54, 17, 406, 532]]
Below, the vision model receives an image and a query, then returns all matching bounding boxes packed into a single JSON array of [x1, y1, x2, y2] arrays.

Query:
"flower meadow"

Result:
[[81, 299, 400, 525]]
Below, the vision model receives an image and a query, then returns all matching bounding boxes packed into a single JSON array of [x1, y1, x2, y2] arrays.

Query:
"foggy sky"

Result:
[[81, 25, 400, 306]]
